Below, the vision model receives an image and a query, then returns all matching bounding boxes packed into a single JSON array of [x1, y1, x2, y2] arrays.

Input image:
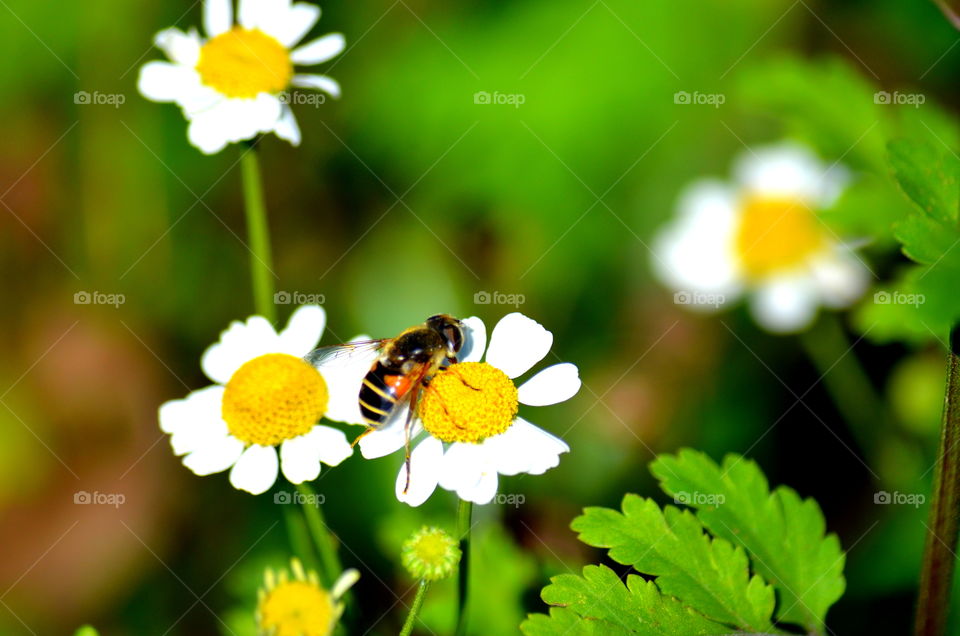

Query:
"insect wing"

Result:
[[304, 339, 388, 369]]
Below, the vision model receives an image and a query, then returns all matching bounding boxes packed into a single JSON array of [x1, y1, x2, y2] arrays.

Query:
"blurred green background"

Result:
[[0, 0, 958, 633]]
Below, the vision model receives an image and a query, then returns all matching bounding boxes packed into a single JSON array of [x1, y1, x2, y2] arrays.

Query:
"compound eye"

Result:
[[445, 325, 464, 355]]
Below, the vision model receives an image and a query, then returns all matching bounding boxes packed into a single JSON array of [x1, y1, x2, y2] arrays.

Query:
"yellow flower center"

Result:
[[419, 362, 518, 444], [196, 27, 292, 98], [222, 353, 328, 447], [258, 580, 334, 636], [733, 196, 827, 279]]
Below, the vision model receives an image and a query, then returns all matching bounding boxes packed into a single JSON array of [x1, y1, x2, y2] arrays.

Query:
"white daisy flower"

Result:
[[358, 312, 580, 507], [138, 0, 345, 154], [652, 142, 869, 333], [159, 305, 366, 495]]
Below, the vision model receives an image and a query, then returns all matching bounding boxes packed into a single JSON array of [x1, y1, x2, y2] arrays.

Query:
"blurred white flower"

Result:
[[652, 142, 868, 333], [359, 313, 579, 507], [138, 0, 344, 154], [159, 305, 367, 495]]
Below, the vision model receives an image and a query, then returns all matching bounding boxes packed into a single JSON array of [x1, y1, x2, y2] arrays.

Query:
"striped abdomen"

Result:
[[359, 362, 414, 428]]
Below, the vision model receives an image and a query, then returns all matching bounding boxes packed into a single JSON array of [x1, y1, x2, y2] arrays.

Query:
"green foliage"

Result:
[[652, 450, 844, 634], [73, 627, 100, 636], [522, 450, 843, 636]]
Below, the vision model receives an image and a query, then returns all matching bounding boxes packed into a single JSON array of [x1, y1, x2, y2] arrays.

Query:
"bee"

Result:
[[304, 314, 466, 492]]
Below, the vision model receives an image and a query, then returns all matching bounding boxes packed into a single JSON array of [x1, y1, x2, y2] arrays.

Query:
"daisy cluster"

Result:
[[159, 307, 579, 507]]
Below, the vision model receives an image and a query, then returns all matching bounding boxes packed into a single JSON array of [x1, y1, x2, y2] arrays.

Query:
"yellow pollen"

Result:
[[196, 27, 292, 98], [419, 362, 518, 444], [734, 196, 827, 279], [222, 353, 328, 447], [258, 580, 334, 636]]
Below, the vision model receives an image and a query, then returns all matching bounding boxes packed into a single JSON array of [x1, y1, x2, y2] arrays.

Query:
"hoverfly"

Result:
[[304, 314, 466, 492]]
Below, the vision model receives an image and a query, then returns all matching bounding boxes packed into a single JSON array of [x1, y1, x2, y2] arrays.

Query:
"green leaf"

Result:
[[887, 138, 960, 226], [520, 565, 733, 636], [74, 628, 100, 636], [572, 496, 776, 633], [651, 450, 845, 635]]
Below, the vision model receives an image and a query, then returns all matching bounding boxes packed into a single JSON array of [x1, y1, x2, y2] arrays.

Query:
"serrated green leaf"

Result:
[[888, 138, 960, 225], [521, 565, 732, 636], [651, 450, 845, 635], [572, 496, 775, 633]]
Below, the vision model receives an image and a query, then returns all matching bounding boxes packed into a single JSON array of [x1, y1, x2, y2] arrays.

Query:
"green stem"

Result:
[[399, 580, 430, 636], [799, 313, 887, 457], [915, 326, 960, 635], [281, 503, 318, 572], [240, 147, 275, 323], [295, 482, 343, 588], [454, 499, 473, 636]]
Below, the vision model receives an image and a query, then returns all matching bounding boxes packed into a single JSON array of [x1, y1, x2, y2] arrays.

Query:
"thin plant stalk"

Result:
[[296, 482, 344, 588], [914, 325, 960, 635], [399, 580, 430, 636], [240, 146, 275, 323], [454, 499, 473, 636]]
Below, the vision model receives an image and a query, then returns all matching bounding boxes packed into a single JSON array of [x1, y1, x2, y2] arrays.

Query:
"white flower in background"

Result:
[[159, 305, 367, 495], [652, 142, 869, 333], [138, 0, 345, 154], [359, 313, 580, 507]]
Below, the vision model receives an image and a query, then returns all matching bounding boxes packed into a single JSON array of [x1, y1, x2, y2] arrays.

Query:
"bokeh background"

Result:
[[1, 0, 958, 633]]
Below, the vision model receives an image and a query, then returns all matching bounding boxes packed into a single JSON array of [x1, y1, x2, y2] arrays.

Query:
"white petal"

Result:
[[290, 33, 345, 65], [396, 437, 444, 507], [318, 334, 381, 425], [280, 433, 322, 484], [162, 386, 228, 455], [278, 305, 326, 355], [229, 445, 280, 494], [438, 443, 485, 492], [734, 142, 847, 207], [273, 105, 302, 146], [518, 363, 581, 406], [263, 2, 320, 47], [291, 74, 341, 98], [154, 28, 202, 66], [484, 313, 553, 379], [201, 315, 280, 384], [186, 95, 284, 154], [357, 409, 423, 459], [183, 435, 244, 475], [204, 0, 233, 37], [484, 417, 569, 476], [651, 179, 742, 306], [456, 469, 498, 505], [459, 316, 486, 363], [238, 0, 277, 29], [311, 425, 353, 466], [137, 61, 199, 104], [187, 101, 234, 154], [750, 275, 820, 333], [811, 250, 869, 309]]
